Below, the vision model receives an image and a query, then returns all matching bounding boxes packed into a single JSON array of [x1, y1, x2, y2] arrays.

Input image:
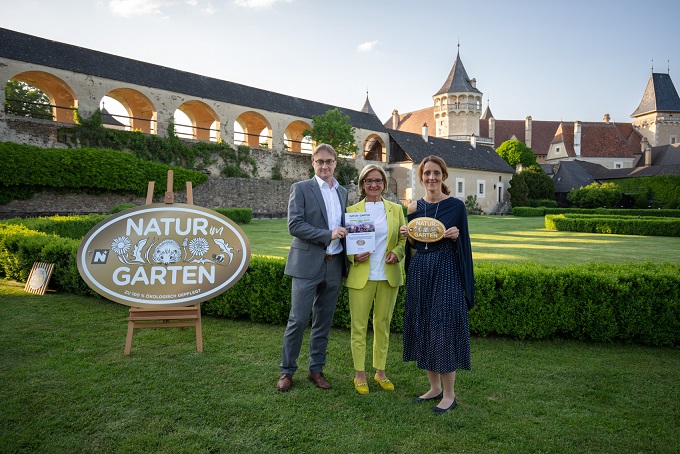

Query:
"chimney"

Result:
[[422, 123, 429, 142], [470, 78, 476, 88], [489, 117, 496, 145], [470, 133, 476, 148], [574, 121, 582, 158], [391, 109, 399, 129], [603, 113, 611, 124], [641, 136, 649, 153], [643, 138, 652, 166], [525, 116, 533, 149]]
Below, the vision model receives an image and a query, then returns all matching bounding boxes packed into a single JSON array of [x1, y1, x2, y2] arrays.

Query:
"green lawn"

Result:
[[2, 215, 679, 452], [1, 280, 678, 453], [242, 216, 680, 265]]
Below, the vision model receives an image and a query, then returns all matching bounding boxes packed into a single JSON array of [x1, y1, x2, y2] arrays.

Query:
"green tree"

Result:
[[522, 165, 555, 200], [302, 108, 358, 157], [496, 139, 537, 168], [567, 182, 621, 208], [508, 172, 529, 207], [4, 80, 52, 119]]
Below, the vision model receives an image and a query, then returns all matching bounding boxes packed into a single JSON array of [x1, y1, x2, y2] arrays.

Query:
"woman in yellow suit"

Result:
[[346, 164, 406, 394]]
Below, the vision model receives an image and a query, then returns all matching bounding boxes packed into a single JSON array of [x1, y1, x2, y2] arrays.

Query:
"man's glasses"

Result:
[[363, 179, 384, 185], [314, 159, 336, 167]]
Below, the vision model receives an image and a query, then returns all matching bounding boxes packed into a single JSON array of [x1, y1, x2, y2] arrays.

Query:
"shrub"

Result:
[[568, 182, 621, 208], [212, 208, 252, 224], [110, 203, 137, 214], [545, 213, 680, 236], [0, 141, 208, 201], [2, 217, 678, 346]]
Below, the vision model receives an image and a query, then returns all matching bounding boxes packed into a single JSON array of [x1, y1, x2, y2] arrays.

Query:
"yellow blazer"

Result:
[[345, 197, 406, 289]]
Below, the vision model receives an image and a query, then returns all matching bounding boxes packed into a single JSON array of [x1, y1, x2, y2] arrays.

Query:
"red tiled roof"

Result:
[[384, 107, 434, 133], [554, 122, 640, 158]]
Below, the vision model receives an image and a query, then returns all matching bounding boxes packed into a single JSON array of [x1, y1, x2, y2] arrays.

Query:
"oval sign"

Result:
[[407, 217, 446, 243], [77, 204, 251, 308]]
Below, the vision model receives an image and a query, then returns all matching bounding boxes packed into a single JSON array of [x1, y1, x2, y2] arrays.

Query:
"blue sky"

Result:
[[2, 0, 679, 125]]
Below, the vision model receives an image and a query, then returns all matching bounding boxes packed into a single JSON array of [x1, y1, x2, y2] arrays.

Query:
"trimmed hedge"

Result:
[[1, 215, 108, 240], [0, 141, 208, 202], [1, 218, 678, 346], [546, 214, 680, 236], [514, 206, 680, 217], [213, 208, 252, 224]]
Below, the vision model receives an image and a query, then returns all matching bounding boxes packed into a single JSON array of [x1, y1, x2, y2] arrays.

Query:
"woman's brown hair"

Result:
[[417, 155, 450, 195]]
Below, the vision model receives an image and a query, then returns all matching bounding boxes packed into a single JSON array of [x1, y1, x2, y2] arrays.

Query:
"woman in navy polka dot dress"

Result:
[[399, 155, 475, 415]]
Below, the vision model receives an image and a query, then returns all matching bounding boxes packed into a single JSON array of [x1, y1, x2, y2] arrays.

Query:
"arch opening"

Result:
[[284, 120, 312, 153], [363, 134, 385, 162], [234, 111, 272, 148], [174, 100, 220, 141], [6, 71, 76, 123], [100, 88, 156, 134]]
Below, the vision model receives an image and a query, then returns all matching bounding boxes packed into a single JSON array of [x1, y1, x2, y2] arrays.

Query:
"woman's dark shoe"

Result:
[[432, 398, 457, 414], [413, 391, 443, 403]]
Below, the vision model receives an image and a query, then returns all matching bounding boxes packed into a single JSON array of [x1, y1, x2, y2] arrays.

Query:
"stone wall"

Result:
[[0, 178, 362, 219]]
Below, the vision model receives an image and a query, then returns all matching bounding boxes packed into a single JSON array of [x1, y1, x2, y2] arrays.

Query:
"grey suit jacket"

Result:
[[284, 177, 348, 279]]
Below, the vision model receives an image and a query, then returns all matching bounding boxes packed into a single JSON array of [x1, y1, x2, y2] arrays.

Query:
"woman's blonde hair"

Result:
[[358, 164, 388, 196], [417, 155, 451, 195]]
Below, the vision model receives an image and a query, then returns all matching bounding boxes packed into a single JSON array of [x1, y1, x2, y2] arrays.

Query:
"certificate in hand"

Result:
[[345, 212, 376, 255]]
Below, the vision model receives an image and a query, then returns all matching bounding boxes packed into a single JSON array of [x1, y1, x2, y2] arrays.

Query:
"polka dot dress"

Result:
[[403, 200, 471, 373]]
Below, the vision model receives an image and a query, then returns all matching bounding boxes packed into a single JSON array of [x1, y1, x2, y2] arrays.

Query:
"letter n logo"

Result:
[[92, 249, 109, 264]]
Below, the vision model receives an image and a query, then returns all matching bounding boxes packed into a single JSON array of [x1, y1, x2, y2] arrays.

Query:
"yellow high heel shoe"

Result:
[[373, 374, 394, 391], [354, 377, 369, 395]]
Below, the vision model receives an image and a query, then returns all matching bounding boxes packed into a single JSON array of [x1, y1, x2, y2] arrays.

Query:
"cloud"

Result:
[[108, 0, 177, 17], [233, 0, 292, 9], [357, 41, 379, 53]]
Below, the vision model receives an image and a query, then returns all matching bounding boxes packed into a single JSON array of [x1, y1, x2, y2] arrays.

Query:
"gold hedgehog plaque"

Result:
[[407, 217, 446, 243]]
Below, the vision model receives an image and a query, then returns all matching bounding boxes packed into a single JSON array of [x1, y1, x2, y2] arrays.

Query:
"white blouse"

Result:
[[365, 201, 388, 281]]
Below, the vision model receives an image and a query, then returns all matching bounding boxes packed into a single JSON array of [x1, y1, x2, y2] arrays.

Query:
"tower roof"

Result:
[[361, 93, 377, 116], [481, 104, 494, 120], [434, 50, 481, 96], [631, 72, 680, 117]]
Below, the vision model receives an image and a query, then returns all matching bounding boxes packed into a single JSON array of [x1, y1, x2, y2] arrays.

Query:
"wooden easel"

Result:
[[124, 170, 203, 356]]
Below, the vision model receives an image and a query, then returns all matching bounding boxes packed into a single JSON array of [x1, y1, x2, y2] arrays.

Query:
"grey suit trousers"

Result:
[[280, 254, 343, 375]]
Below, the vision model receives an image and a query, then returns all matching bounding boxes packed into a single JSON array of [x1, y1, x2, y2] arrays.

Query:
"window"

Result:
[[455, 178, 465, 197], [477, 180, 485, 198], [556, 147, 560, 153], [671, 136, 677, 144], [614, 162, 623, 169]]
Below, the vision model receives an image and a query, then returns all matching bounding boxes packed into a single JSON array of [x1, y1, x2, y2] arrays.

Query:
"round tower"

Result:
[[432, 45, 482, 140]]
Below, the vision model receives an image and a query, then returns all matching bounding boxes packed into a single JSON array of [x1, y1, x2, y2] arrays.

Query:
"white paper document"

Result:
[[344, 212, 376, 255]]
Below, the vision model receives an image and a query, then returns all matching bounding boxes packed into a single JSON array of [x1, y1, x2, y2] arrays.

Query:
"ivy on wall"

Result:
[[57, 109, 257, 177], [0, 142, 209, 204]]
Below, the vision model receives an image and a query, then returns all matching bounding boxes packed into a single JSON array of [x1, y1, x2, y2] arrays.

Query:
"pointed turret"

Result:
[[360, 92, 377, 117], [631, 72, 680, 117], [631, 71, 680, 147], [481, 103, 494, 121], [434, 49, 482, 97], [432, 45, 483, 140]]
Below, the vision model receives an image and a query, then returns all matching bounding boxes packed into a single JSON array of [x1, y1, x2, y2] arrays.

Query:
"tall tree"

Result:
[[4, 80, 52, 119], [496, 139, 537, 168], [302, 108, 358, 157]]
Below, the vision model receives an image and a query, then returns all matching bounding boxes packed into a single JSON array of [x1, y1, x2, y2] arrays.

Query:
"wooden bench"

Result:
[[124, 304, 203, 356]]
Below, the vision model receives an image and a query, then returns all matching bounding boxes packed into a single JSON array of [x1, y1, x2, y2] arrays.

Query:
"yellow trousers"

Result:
[[348, 280, 399, 371]]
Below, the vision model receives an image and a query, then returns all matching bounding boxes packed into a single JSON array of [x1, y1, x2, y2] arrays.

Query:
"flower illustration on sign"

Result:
[[111, 236, 131, 255]]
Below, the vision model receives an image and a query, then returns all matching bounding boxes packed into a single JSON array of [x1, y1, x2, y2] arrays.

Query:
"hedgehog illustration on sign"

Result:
[[152, 238, 182, 265]]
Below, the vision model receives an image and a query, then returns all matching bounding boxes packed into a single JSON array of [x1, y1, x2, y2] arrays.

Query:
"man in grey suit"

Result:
[[277, 143, 349, 391]]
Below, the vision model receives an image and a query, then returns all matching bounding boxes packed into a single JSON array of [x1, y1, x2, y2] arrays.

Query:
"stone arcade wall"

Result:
[[0, 116, 363, 218], [0, 178, 362, 220]]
